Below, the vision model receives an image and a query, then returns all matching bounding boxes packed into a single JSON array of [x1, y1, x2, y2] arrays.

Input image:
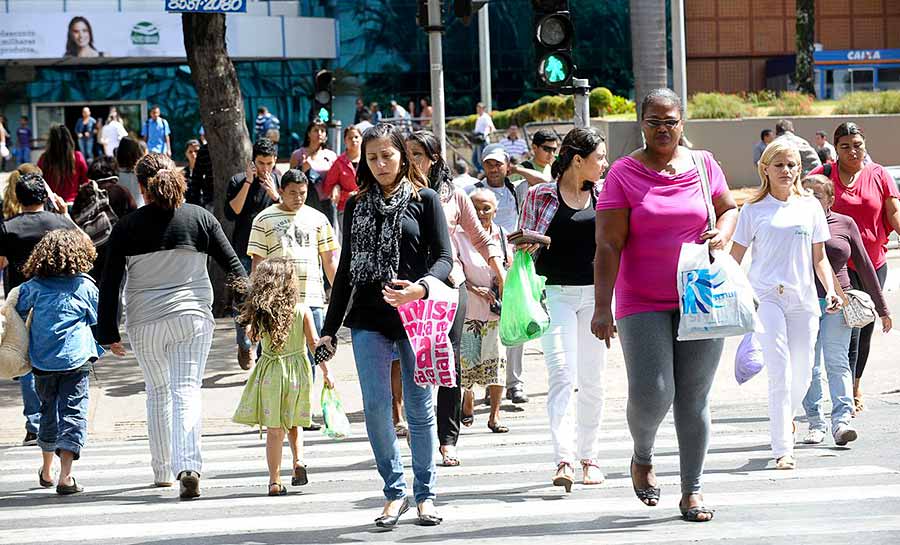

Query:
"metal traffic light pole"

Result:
[[427, 0, 447, 158]]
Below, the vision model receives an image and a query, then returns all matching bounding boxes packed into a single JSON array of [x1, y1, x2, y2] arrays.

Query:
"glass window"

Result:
[[879, 68, 900, 91]]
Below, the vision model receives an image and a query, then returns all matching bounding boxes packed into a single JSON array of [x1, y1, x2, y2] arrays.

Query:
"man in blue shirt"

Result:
[[254, 106, 280, 141], [142, 105, 172, 156], [15, 116, 32, 166], [74, 107, 97, 162]]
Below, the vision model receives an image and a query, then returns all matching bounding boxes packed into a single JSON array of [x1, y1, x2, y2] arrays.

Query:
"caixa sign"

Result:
[[166, 0, 247, 13], [847, 50, 881, 61]]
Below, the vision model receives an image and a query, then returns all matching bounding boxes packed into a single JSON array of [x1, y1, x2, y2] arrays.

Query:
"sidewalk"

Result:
[[3, 258, 900, 446]]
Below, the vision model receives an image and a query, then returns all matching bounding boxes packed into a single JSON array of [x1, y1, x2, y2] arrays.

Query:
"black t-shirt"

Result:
[[224, 171, 280, 258], [0, 211, 78, 292], [535, 188, 596, 286]]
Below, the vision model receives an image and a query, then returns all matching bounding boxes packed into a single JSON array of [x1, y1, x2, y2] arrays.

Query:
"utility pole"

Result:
[[478, 1, 492, 111], [427, 0, 447, 157], [671, 0, 688, 108], [573, 78, 590, 129]]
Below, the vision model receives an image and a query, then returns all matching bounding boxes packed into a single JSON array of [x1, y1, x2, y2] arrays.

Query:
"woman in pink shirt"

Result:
[[808, 122, 900, 412], [405, 130, 505, 467], [323, 125, 362, 242], [592, 89, 738, 522]]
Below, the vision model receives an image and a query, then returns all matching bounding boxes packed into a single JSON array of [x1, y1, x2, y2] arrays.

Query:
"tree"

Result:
[[182, 13, 251, 314], [795, 0, 816, 96], [629, 0, 668, 120]]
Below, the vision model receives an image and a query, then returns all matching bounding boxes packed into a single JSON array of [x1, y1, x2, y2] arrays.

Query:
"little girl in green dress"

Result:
[[232, 257, 334, 496]]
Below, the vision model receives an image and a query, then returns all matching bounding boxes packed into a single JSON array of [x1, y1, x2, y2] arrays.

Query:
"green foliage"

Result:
[[590, 87, 614, 116], [688, 93, 756, 119], [446, 89, 632, 130], [833, 91, 900, 115], [768, 92, 815, 116], [742, 90, 778, 106]]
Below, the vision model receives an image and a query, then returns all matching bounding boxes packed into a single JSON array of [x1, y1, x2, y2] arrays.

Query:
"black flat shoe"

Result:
[[291, 464, 308, 486], [416, 501, 442, 526], [375, 500, 409, 529], [268, 483, 287, 496], [38, 468, 54, 488], [56, 477, 83, 495], [630, 457, 660, 506]]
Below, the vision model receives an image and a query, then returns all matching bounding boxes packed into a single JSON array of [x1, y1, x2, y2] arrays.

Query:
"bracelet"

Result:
[[417, 279, 430, 299]]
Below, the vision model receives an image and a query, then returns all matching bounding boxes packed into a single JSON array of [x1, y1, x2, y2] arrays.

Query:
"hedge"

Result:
[[688, 93, 756, 119], [446, 88, 635, 131], [767, 92, 815, 116], [833, 91, 900, 115]]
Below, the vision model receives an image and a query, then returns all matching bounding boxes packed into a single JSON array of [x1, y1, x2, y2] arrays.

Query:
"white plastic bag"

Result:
[[677, 243, 759, 341]]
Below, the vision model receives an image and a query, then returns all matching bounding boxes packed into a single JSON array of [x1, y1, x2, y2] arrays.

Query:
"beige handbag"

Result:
[[0, 286, 32, 379], [842, 289, 877, 328]]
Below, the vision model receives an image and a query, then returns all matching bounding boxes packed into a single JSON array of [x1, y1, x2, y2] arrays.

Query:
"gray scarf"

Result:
[[350, 180, 413, 284]]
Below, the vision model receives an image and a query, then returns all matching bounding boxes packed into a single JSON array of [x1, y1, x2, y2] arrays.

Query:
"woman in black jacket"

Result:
[[319, 124, 453, 528]]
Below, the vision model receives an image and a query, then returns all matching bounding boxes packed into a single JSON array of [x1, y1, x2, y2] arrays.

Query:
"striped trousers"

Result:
[[127, 314, 215, 482]]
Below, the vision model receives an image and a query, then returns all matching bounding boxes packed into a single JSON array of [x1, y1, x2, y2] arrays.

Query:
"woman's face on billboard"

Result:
[[70, 21, 91, 49]]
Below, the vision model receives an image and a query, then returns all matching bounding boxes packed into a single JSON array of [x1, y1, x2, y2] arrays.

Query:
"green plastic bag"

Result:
[[499, 250, 550, 346], [321, 386, 351, 440]]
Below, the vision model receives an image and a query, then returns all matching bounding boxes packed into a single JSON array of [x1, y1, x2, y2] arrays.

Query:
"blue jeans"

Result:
[[78, 137, 94, 161], [351, 328, 437, 504], [34, 368, 90, 459], [20, 372, 41, 434], [234, 255, 254, 351], [14, 146, 30, 165], [803, 302, 854, 432]]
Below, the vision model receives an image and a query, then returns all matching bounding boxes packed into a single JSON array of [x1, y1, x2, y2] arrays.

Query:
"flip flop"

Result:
[[487, 421, 509, 433], [292, 464, 309, 486], [268, 483, 287, 496], [461, 413, 474, 427], [440, 447, 460, 467]]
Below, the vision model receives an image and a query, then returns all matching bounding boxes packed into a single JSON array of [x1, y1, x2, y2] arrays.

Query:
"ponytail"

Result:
[[147, 169, 186, 210], [551, 128, 606, 190]]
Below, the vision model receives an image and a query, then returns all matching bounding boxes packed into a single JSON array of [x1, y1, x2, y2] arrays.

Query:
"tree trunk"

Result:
[[629, 0, 668, 121], [182, 13, 251, 316], [795, 0, 816, 96]]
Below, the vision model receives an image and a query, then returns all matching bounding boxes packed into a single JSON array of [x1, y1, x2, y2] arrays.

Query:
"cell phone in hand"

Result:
[[314, 338, 337, 366]]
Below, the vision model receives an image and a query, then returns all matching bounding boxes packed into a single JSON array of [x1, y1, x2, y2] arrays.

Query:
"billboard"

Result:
[[0, 12, 337, 63]]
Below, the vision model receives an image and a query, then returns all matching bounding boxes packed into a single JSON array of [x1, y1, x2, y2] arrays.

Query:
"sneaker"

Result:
[[22, 432, 38, 447], [178, 471, 201, 500], [507, 387, 529, 404], [237, 347, 254, 370], [834, 425, 858, 446], [802, 429, 826, 444], [302, 421, 322, 432]]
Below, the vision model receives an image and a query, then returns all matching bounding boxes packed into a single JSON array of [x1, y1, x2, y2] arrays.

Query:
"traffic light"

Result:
[[313, 69, 334, 124], [532, 0, 575, 89]]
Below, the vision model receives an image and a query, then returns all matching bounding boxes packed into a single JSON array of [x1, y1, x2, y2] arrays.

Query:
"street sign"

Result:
[[165, 0, 247, 14]]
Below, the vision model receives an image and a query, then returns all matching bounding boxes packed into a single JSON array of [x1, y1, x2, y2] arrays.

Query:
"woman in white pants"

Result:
[[96, 154, 246, 498], [730, 139, 841, 470], [518, 128, 609, 491]]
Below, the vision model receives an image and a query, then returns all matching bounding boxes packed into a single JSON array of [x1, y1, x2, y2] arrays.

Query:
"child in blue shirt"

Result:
[[16, 229, 102, 495]]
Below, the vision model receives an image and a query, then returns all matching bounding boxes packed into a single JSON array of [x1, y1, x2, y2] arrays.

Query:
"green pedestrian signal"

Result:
[[543, 54, 567, 83], [317, 107, 330, 123]]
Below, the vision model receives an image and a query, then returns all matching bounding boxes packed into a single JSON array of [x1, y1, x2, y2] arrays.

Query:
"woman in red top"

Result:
[[37, 125, 88, 204], [808, 121, 900, 412], [323, 125, 362, 242]]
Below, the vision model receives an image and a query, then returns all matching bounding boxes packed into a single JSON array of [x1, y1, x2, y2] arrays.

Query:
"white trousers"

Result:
[[128, 314, 214, 481], [757, 290, 819, 458], [540, 285, 607, 465]]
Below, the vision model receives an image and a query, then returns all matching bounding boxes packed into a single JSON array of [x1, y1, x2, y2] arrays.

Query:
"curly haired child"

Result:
[[16, 228, 101, 495], [232, 257, 333, 496]]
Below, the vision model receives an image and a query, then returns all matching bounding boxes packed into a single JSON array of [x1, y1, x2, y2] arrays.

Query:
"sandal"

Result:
[[461, 413, 475, 427], [630, 457, 660, 506], [487, 420, 509, 433], [56, 476, 83, 495], [440, 446, 460, 467], [394, 422, 409, 437], [292, 464, 309, 486], [775, 455, 796, 470], [580, 459, 605, 485], [552, 462, 575, 493], [680, 504, 715, 522], [38, 467, 54, 488], [268, 482, 287, 496]]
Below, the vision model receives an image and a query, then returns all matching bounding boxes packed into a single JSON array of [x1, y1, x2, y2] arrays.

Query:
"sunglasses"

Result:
[[643, 118, 681, 129], [539, 145, 559, 154]]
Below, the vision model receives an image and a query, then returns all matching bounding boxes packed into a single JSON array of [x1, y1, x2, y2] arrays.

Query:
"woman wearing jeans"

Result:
[[731, 140, 841, 471], [96, 154, 246, 499], [808, 122, 900, 412], [518, 128, 608, 491], [319, 124, 452, 527], [593, 89, 738, 522], [800, 175, 891, 446]]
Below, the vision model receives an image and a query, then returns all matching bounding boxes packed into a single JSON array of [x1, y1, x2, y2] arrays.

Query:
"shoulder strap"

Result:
[[691, 150, 716, 232], [498, 225, 509, 265], [823, 163, 832, 177]]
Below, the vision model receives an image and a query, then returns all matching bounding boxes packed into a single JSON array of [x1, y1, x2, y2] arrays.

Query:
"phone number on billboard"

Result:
[[166, 0, 247, 13]]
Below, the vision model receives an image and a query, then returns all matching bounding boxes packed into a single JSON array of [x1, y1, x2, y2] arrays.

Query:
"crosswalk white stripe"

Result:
[[4, 485, 900, 545], [0, 427, 774, 472], [6, 447, 863, 491], [0, 465, 892, 523]]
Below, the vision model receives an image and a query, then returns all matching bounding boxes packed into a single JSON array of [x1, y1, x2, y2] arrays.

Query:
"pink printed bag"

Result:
[[396, 277, 459, 388]]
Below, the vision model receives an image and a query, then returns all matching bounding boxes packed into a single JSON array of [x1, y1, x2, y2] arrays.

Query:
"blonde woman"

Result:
[[730, 139, 841, 470]]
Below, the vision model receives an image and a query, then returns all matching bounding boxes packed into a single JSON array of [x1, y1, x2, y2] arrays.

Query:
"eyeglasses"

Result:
[[539, 145, 559, 154], [643, 118, 681, 129]]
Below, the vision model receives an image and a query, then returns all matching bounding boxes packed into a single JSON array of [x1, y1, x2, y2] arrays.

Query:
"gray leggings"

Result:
[[618, 309, 723, 495]]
